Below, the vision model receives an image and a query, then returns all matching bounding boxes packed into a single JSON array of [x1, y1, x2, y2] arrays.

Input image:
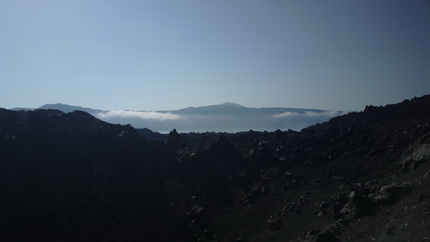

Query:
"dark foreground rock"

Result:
[[0, 109, 190, 242]]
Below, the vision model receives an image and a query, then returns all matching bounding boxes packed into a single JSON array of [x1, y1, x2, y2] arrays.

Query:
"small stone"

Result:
[[315, 230, 340, 242], [320, 200, 331, 209], [267, 217, 283, 231], [423, 169, 430, 178]]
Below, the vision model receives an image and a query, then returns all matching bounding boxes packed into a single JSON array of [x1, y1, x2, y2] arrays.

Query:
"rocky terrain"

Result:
[[1, 95, 430, 241]]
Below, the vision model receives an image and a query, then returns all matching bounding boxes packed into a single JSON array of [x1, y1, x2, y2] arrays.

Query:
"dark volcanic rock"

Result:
[[371, 182, 413, 205], [314, 230, 340, 242], [302, 230, 340, 242], [167, 129, 186, 149], [2, 94, 430, 242], [267, 216, 283, 231], [339, 184, 378, 220], [0, 109, 186, 242]]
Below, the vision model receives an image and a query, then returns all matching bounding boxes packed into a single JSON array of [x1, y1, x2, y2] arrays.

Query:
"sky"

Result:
[[1, 0, 429, 112]]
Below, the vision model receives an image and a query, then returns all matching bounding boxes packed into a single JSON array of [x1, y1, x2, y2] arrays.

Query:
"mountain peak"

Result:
[[219, 102, 244, 108]]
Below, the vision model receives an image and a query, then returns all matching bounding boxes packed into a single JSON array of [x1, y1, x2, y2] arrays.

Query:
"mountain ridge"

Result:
[[27, 102, 332, 113], [37, 103, 104, 114], [12, 102, 344, 133]]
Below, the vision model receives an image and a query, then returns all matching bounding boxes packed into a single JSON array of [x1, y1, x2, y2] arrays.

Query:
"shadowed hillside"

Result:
[[1, 95, 430, 241]]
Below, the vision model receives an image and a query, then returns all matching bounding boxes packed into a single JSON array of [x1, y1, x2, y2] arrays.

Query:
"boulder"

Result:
[[303, 230, 340, 242], [189, 206, 210, 229], [267, 216, 283, 231], [372, 182, 413, 205], [340, 188, 378, 219], [315, 230, 340, 242], [423, 169, 430, 179]]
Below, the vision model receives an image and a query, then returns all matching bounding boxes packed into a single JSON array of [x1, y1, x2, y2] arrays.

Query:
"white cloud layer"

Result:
[[272, 111, 300, 118], [272, 110, 340, 119], [96, 110, 181, 121]]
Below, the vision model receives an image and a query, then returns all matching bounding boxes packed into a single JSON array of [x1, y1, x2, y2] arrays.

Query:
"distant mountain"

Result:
[[175, 102, 326, 115], [9, 107, 34, 111], [37, 103, 103, 115], [104, 103, 343, 132], [164, 103, 343, 132], [221, 102, 245, 108], [175, 102, 250, 115], [17, 102, 344, 133], [178, 102, 244, 111]]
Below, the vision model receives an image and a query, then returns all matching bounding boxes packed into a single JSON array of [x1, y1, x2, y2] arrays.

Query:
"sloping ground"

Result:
[[336, 160, 430, 242], [0, 109, 190, 242], [1, 94, 430, 241], [167, 95, 430, 241]]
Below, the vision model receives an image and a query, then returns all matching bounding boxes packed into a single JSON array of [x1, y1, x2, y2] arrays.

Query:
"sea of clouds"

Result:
[[93, 109, 343, 133]]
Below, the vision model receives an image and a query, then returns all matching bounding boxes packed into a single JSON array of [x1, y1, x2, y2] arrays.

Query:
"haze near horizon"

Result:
[[1, 0, 429, 111]]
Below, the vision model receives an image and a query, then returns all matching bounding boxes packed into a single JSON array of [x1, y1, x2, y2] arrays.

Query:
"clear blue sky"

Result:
[[1, 0, 429, 111]]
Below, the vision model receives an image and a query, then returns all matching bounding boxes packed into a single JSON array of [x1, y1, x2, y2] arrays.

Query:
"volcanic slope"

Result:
[[1, 95, 430, 241]]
